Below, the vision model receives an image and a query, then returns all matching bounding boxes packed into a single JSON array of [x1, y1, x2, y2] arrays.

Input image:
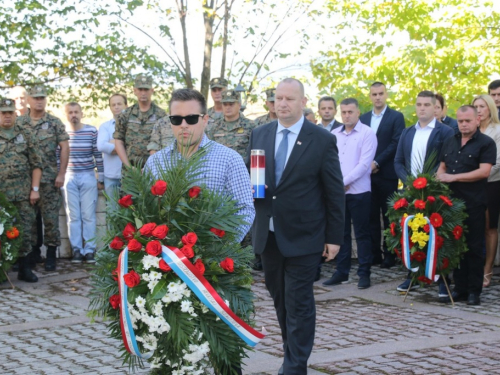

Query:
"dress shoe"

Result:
[[251, 259, 263, 271], [278, 364, 284, 375], [358, 276, 371, 289], [467, 293, 480, 306], [380, 258, 395, 269], [439, 291, 468, 303], [396, 279, 420, 292], [322, 272, 348, 286]]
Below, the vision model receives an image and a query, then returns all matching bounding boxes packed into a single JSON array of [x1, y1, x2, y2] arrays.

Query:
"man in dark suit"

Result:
[[247, 78, 345, 375], [394, 90, 455, 292], [317, 96, 343, 132], [435, 93, 458, 133], [487, 80, 500, 119], [359, 82, 405, 268]]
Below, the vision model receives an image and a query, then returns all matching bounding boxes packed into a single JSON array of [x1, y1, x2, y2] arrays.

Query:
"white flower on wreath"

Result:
[[142, 255, 160, 270], [0, 223, 4, 235], [183, 341, 210, 364]]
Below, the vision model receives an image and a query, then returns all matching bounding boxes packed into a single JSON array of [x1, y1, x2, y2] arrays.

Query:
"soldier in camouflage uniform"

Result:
[[16, 85, 70, 272], [208, 89, 256, 159], [148, 115, 174, 153], [207, 77, 228, 134], [0, 98, 43, 282], [114, 75, 167, 167], [254, 88, 277, 126]]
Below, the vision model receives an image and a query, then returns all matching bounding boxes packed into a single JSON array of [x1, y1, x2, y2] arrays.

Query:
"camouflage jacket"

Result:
[[254, 113, 276, 126], [0, 124, 43, 201], [208, 114, 256, 159], [16, 111, 69, 184], [148, 115, 174, 152], [207, 106, 224, 135], [114, 102, 167, 165]]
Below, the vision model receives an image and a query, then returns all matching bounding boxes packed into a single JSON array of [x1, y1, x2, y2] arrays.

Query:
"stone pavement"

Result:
[[1, 260, 499, 375]]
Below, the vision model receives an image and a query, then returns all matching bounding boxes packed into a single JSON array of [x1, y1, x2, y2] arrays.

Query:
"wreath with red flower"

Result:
[[0, 192, 22, 283], [89, 148, 257, 374], [385, 173, 468, 286]]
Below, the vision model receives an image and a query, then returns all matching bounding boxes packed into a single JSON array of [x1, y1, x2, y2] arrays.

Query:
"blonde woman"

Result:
[[472, 94, 500, 287]]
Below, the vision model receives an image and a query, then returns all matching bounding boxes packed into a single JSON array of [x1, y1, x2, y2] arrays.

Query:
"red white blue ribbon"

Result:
[[402, 215, 440, 282]]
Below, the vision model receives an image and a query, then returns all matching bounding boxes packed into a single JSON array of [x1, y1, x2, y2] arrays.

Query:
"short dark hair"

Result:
[[109, 93, 127, 106], [64, 102, 82, 111], [417, 90, 436, 104], [435, 93, 445, 108], [371, 81, 386, 88], [318, 96, 337, 109], [488, 80, 500, 93], [169, 88, 207, 114], [340, 98, 359, 108], [457, 105, 477, 116]]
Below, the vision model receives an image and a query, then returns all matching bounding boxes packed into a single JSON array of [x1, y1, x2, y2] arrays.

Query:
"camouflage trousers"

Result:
[[12, 200, 36, 257], [31, 182, 62, 246]]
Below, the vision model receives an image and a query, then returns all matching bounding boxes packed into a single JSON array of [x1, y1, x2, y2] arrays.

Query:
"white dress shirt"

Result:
[[410, 118, 436, 177], [370, 105, 387, 134]]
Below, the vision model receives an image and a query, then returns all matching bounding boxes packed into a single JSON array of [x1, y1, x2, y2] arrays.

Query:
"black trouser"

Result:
[[370, 176, 398, 260], [454, 206, 486, 295]]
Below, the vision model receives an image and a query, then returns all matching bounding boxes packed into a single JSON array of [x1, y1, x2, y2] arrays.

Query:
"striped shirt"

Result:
[[58, 124, 104, 181]]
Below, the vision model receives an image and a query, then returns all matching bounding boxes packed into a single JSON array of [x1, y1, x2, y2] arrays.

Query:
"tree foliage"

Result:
[[311, 0, 500, 124]]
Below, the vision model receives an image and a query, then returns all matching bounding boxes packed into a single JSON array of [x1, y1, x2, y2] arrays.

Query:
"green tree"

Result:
[[311, 0, 500, 124]]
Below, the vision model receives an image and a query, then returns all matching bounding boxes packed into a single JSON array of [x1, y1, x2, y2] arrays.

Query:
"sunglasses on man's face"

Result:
[[169, 114, 205, 126]]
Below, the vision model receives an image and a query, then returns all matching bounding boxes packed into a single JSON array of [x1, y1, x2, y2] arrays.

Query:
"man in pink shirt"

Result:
[[323, 98, 377, 289]]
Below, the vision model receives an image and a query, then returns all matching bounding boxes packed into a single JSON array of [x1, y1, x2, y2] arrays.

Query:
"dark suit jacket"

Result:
[[360, 106, 405, 180], [441, 116, 459, 133], [246, 119, 345, 257], [394, 121, 455, 183]]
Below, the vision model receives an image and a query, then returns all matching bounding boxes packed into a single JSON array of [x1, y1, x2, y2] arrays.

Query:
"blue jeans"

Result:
[[104, 177, 121, 212], [62, 172, 98, 255], [336, 192, 373, 278]]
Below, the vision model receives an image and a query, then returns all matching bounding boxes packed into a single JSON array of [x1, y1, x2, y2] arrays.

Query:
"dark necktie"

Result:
[[275, 129, 290, 184]]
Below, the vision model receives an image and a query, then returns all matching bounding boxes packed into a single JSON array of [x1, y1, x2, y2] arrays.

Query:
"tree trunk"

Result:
[[201, 0, 216, 99], [177, 0, 193, 88], [220, 0, 231, 79]]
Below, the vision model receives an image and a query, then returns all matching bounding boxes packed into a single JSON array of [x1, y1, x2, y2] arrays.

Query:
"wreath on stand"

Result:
[[89, 148, 264, 374], [384, 173, 469, 295], [0, 192, 22, 285]]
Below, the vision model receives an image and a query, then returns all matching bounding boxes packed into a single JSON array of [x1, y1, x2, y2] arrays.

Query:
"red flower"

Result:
[[210, 228, 226, 238], [181, 246, 194, 259], [122, 223, 136, 240], [6, 227, 19, 239], [159, 259, 172, 272], [181, 232, 198, 246], [414, 200, 426, 210], [390, 222, 396, 237], [188, 186, 201, 198], [394, 248, 402, 259], [220, 257, 234, 273], [152, 224, 169, 239], [118, 194, 133, 208], [427, 196, 436, 203], [436, 235, 444, 250], [151, 180, 167, 196], [127, 239, 143, 252], [417, 275, 433, 285], [194, 258, 205, 275], [430, 213, 443, 228], [139, 222, 157, 237], [452, 225, 463, 240], [394, 198, 409, 210], [423, 224, 430, 233], [411, 251, 426, 262], [145, 240, 162, 256], [109, 294, 120, 309], [123, 270, 140, 288], [413, 177, 428, 189], [439, 195, 453, 207], [112, 267, 119, 281], [440, 258, 450, 270], [109, 236, 125, 250]]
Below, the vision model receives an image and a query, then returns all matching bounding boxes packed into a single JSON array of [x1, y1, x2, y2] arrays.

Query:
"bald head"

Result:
[[275, 78, 308, 127]]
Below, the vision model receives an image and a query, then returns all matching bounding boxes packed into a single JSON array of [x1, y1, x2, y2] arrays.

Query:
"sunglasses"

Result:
[[169, 114, 205, 126]]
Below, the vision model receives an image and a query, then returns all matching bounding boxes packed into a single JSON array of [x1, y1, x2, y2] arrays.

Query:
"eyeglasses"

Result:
[[169, 114, 205, 126]]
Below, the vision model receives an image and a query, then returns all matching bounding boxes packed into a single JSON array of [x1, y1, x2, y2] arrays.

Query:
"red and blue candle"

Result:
[[251, 150, 265, 198]]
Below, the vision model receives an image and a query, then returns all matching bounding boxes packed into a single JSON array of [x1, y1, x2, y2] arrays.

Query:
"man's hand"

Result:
[[97, 182, 104, 191], [323, 244, 340, 262], [30, 191, 40, 205], [55, 173, 65, 188], [344, 185, 350, 192], [436, 173, 455, 183], [371, 161, 379, 174]]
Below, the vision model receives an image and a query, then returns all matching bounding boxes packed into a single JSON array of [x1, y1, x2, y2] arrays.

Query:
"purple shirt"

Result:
[[332, 120, 377, 195]]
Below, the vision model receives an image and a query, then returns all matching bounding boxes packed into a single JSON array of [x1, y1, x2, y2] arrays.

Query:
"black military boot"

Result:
[[45, 246, 57, 271], [18, 256, 39, 283]]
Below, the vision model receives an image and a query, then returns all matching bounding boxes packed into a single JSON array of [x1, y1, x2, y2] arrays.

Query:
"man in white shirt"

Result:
[[97, 94, 127, 200]]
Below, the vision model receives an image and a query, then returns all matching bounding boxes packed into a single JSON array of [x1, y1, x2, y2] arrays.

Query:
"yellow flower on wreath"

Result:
[[411, 230, 430, 248], [409, 213, 427, 232]]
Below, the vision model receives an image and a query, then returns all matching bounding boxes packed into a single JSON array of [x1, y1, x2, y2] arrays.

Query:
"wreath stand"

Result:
[[402, 275, 454, 307]]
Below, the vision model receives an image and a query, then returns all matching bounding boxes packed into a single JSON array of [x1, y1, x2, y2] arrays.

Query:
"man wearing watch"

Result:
[[0, 97, 43, 282]]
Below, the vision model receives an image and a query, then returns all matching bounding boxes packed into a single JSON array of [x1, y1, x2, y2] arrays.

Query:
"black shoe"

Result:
[[17, 257, 38, 283], [45, 246, 57, 271], [467, 293, 480, 306], [439, 291, 468, 303], [397, 279, 420, 292], [372, 255, 383, 265], [358, 276, 371, 289], [380, 258, 395, 269], [314, 268, 321, 282], [84, 253, 96, 264], [71, 251, 84, 263], [322, 272, 348, 286], [251, 260, 263, 271]]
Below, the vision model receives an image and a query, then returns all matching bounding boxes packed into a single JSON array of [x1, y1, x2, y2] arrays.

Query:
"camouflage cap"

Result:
[[221, 89, 241, 103], [134, 74, 153, 89], [28, 84, 48, 97], [265, 88, 276, 101], [0, 97, 16, 112], [210, 77, 228, 89]]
